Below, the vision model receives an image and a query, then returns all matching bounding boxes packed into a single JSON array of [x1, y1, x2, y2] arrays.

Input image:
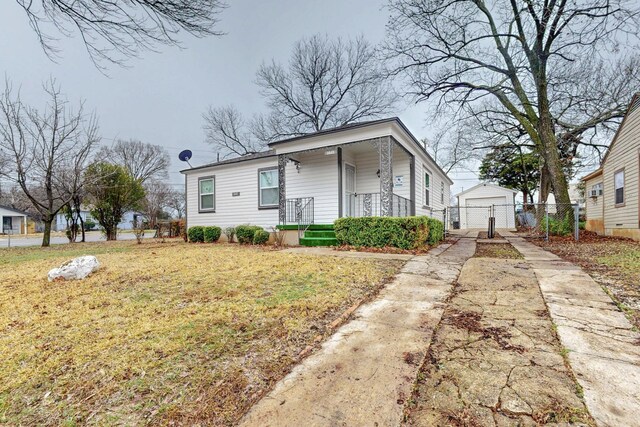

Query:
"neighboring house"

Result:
[[582, 93, 640, 241], [181, 118, 453, 244], [455, 183, 517, 229], [546, 183, 584, 206], [0, 205, 28, 235], [54, 209, 95, 232], [54, 209, 144, 231]]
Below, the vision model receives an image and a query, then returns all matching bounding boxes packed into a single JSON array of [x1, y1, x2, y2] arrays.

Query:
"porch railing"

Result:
[[392, 193, 411, 217], [346, 193, 411, 218], [285, 197, 314, 238]]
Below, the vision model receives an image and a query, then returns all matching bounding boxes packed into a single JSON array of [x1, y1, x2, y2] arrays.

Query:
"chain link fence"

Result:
[[445, 203, 581, 241]]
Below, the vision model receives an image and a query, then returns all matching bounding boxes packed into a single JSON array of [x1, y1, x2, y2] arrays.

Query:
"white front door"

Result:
[[345, 164, 356, 217]]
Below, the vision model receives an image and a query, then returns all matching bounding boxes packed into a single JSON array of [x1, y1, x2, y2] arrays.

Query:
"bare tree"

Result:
[[0, 79, 100, 246], [141, 180, 173, 228], [256, 34, 395, 140], [203, 35, 396, 156], [97, 139, 170, 183], [424, 122, 479, 174], [167, 187, 186, 219], [0, 183, 35, 215], [15, 0, 225, 69], [203, 106, 266, 158], [385, 0, 640, 205]]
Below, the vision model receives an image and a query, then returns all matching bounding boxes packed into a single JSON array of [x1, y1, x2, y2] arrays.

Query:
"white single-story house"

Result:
[[582, 92, 640, 241], [0, 205, 28, 235], [182, 118, 453, 245], [455, 183, 517, 229]]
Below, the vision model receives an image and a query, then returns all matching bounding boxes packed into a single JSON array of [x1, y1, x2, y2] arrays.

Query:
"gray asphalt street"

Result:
[[0, 231, 153, 248]]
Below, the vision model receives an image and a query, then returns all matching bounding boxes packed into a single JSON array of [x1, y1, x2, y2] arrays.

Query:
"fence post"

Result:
[[574, 204, 580, 241], [545, 203, 549, 241]]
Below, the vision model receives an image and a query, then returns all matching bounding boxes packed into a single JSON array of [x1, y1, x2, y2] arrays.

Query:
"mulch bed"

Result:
[[477, 231, 502, 239], [475, 242, 524, 259]]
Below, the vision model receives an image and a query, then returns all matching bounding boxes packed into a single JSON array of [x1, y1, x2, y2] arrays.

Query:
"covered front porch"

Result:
[[277, 136, 415, 228]]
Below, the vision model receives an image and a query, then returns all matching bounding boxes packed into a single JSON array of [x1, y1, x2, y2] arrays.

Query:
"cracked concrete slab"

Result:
[[238, 238, 476, 427], [407, 257, 593, 426], [504, 233, 640, 427]]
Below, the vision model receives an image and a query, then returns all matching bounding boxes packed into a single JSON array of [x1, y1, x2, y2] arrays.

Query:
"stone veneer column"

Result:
[[278, 154, 287, 224], [379, 136, 393, 216]]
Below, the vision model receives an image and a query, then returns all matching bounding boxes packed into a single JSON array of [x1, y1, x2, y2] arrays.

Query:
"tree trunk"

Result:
[[536, 71, 572, 207], [106, 227, 117, 241], [42, 218, 52, 247], [79, 215, 86, 242], [539, 166, 551, 204]]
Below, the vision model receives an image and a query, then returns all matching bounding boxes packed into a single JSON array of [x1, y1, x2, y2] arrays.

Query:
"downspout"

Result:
[[410, 155, 416, 216], [338, 147, 343, 218], [184, 173, 188, 239]]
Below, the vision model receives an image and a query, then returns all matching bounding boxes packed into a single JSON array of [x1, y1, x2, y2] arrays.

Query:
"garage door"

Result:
[[465, 197, 507, 228]]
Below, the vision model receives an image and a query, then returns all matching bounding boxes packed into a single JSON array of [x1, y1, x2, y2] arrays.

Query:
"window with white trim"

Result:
[[259, 168, 279, 208], [440, 181, 445, 204], [424, 168, 431, 207], [614, 170, 625, 205], [590, 183, 603, 197], [199, 177, 215, 211]]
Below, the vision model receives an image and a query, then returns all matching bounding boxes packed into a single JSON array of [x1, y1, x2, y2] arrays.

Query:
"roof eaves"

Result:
[[180, 151, 277, 174], [0, 205, 30, 216], [581, 168, 603, 182], [456, 182, 518, 197], [266, 118, 398, 147], [601, 93, 640, 166]]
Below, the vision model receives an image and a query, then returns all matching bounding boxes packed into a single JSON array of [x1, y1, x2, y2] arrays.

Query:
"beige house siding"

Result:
[[584, 175, 604, 234], [602, 102, 640, 240]]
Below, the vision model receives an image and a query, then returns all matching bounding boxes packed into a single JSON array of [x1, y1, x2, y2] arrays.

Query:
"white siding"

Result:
[[351, 147, 378, 194], [408, 145, 450, 216], [286, 151, 339, 224], [392, 145, 412, 201], [186, 157, 279, 229], [585, 176, 604, 220], [603, 104, 640, 234]]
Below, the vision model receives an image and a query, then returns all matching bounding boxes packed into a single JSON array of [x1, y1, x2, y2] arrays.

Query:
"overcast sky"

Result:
[[0, 0, 480, 195]]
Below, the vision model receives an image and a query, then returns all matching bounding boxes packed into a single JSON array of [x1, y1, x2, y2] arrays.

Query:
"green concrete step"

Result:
[[307, 224, 335, 231], [277, 224, 335, 231], [299, 237, 339, 247], [304, 230, 336, 238]]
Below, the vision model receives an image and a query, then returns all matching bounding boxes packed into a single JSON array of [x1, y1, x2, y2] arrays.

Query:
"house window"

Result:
[[590, 183, 603, 197], [199, 177, 215, 211], [424, 168, 431, 207], [614, 170, 624, 205], [440, 181, 445, 204], [259, 168, 279, 208]]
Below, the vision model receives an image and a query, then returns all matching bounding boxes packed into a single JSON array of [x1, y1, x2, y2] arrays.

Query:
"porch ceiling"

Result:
[[286, 137, 412, 159]]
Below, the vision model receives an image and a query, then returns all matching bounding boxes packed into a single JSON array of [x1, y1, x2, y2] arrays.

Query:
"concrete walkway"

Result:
[[239, 233, 477, 426], [503, 231, 640, 427]]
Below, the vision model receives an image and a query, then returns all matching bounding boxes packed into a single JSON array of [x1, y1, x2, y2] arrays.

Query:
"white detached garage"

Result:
[[456, 183, 517, 229]]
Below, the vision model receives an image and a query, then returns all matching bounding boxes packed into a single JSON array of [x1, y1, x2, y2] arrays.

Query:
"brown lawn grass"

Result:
[[0, 240, 401, 426]]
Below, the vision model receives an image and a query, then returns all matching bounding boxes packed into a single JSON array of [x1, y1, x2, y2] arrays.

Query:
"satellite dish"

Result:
[[178, 149, 193, 167]]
